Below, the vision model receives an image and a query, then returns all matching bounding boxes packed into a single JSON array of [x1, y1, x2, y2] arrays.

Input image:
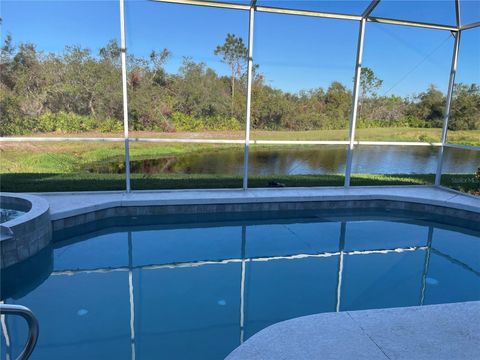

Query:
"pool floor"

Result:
[[2, 209, 479, 359]]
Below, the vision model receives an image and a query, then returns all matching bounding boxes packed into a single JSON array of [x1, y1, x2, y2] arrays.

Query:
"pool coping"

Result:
[[226, 301, 480, 360], [27, 185, 480, 221]]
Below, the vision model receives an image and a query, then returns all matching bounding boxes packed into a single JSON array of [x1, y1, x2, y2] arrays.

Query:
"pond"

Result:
[[86, 145, 479, 175]]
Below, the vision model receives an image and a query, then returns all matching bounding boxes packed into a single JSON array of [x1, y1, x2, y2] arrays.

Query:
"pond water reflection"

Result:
[[86, 146, 479, 175]]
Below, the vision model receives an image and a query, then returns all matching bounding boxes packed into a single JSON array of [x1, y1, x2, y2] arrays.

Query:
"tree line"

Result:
[[1, 34, 479, 136]]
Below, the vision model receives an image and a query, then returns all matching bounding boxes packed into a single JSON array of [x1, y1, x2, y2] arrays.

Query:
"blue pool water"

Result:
[[1, 209, 480, 360]]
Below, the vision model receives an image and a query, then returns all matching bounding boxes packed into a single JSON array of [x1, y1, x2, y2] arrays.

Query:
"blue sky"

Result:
[[1, 0, 479, 96]]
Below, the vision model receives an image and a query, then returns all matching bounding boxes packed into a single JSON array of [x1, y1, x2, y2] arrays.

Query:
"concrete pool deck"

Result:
[[30, 185, 480, 221], [226, 301, 480, 360]]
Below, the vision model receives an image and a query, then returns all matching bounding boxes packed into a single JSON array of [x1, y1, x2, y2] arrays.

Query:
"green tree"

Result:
[[149, 48, 171, 86], [1, 34, 479, 136], [358, 67, 383, 122], [214, 33, 247, 115], [360, 67, 383, 98], [450, 83, 480, 130], [414, 85, 445, 127], [174, 58, 230, 118], [325, 82, 352, 128], [0, 33, 16, 90], [99, 40, 121, 68]]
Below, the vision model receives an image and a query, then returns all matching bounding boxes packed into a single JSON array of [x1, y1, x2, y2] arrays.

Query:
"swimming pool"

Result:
[[2, 208, 479, 359]]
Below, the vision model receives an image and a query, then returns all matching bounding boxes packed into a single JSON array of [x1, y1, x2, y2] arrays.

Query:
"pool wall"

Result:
[[51, 199, 480, 233]]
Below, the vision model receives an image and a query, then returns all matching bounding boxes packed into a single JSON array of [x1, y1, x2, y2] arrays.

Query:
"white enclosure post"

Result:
[[455, 0, 461, 28], [344, 18, 366, 187], [242, 2, 255, 190], [120, 0, 131, 192], [435, 30, 461, 186]]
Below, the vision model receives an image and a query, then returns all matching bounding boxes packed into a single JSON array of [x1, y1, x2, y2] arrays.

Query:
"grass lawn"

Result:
[[6, 127, 480, 145], [250, 128, 479, 145]]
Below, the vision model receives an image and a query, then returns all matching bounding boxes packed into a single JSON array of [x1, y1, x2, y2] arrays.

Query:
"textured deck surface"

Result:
[[227, 302, 480, 360]]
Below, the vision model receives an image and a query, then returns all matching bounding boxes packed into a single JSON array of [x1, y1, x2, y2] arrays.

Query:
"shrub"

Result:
[[37, 112, 122, 133], [170, 112, 242, 131], [170, 112, 204, 131], [204, 115, 242, 131], [97, 117, 123, 132], [0, 95, 29, 135]]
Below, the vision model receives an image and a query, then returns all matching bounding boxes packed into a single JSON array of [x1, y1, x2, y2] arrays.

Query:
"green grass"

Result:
[[251, 127, 478, 146], [1, 173, 478, 193], [4, 127, 480, 144]]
